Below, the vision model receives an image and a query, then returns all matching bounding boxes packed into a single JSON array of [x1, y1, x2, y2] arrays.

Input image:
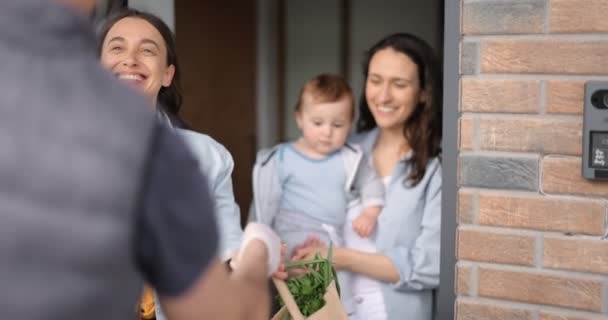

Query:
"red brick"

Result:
[[546, 81, 585, 115], [456, 263, 471, 296], [540, 311, 608, 320], [478, 267, 602, 311], [478, 192, 605, 236], [542, 156, 608, 197], [462, 79, 539, 113], [458, 189, 475, 224], [481, 40, 608, 74], [460, 117, 474, 151], [550, 0, 608, 33], [457, 299, 534, 320], [478, 118, 582, 155], [458, 227, 535, 266], [543, 236, 608, 275]]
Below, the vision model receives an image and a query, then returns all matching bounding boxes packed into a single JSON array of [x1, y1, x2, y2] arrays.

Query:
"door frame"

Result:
[[437, 0, 459, 319]]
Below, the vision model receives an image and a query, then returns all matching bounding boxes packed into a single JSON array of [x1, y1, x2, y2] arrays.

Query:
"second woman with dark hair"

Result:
[[293, 33, 442, 320]]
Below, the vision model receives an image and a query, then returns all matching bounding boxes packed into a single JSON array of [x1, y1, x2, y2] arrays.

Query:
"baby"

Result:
[[250, 73, 384, 255]]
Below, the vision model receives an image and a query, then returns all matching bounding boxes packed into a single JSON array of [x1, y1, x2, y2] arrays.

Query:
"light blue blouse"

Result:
[[177, 129, 243, 259], [351, 128, 441, 320]]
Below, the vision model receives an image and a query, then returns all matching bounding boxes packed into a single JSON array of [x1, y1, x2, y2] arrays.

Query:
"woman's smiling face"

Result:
[[365, 48, 424, 132], [100, 17, 175, 106]]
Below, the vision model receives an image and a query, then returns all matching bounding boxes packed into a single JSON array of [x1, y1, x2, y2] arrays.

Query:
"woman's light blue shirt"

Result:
[[177, 129, 243, 259], [351, 129, 441, 320]]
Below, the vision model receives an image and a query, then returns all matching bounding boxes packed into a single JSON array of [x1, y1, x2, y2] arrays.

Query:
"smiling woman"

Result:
[[101, 17, 175, 107], [97, 9, 245, 320], [98, 8, 245, 255], [292, 33, 443, 320], [99, 11, 180, 116]]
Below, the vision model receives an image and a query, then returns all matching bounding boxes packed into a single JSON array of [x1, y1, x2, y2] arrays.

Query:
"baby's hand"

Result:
[[352, 206, 381, 238]]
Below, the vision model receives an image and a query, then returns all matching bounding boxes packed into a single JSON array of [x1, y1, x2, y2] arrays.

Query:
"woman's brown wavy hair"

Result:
[[357, 33, 442, 187]]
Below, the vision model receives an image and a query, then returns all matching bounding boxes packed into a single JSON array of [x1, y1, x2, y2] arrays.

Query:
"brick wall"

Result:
[[457, 0, 608, 319]]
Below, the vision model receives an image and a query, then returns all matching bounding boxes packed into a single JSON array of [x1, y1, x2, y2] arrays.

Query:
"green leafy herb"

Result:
[[277, 244, 340, 318]]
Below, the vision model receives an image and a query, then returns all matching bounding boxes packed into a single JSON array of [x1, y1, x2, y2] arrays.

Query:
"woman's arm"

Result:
[[383, 161, 441, 291], [292, 244, 399, 283], [334, 247, 399, 283], [178, 130, 244, 259], [211, 147, 244, 259]]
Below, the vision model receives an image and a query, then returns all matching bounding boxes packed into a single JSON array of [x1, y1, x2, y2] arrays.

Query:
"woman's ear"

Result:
[[162, 64, 176, 87]]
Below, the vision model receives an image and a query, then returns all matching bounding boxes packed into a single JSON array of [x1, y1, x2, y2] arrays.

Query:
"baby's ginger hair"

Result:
[[295, 73, 354, 118]]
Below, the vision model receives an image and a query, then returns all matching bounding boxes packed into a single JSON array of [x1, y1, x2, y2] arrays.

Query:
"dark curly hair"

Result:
[[357, 33, 442, 186]]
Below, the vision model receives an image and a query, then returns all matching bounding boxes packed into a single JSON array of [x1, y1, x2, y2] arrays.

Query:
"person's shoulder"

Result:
[[422, 156, 442, 186], [255, 143, 284, 165], [341, 142, 364, 160], [342, 142, 363, 152], [348, 131, 369, 145], [348, 129, 378, 154], [177, 129, 231, 159], [427, 156, 442, 172]]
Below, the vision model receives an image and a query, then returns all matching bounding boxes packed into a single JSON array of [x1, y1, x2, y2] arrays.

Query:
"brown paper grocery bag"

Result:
[[270, 306, 291, 320], [271, 278, 348, 320]]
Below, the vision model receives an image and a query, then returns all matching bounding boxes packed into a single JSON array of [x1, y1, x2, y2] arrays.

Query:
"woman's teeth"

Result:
[[378, 106, 396, 113], [118, 74, 143, 81]]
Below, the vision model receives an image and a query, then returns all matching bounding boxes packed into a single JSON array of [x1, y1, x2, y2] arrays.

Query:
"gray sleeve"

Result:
[[384, 160, 441, 291], [135, 125, 219, 297], [353, 153, 385, 208]]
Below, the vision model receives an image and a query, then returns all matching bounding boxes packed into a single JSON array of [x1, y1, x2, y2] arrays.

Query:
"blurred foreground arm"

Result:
[[161, 240, 272, 320], [137, 126, 280, 320]]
